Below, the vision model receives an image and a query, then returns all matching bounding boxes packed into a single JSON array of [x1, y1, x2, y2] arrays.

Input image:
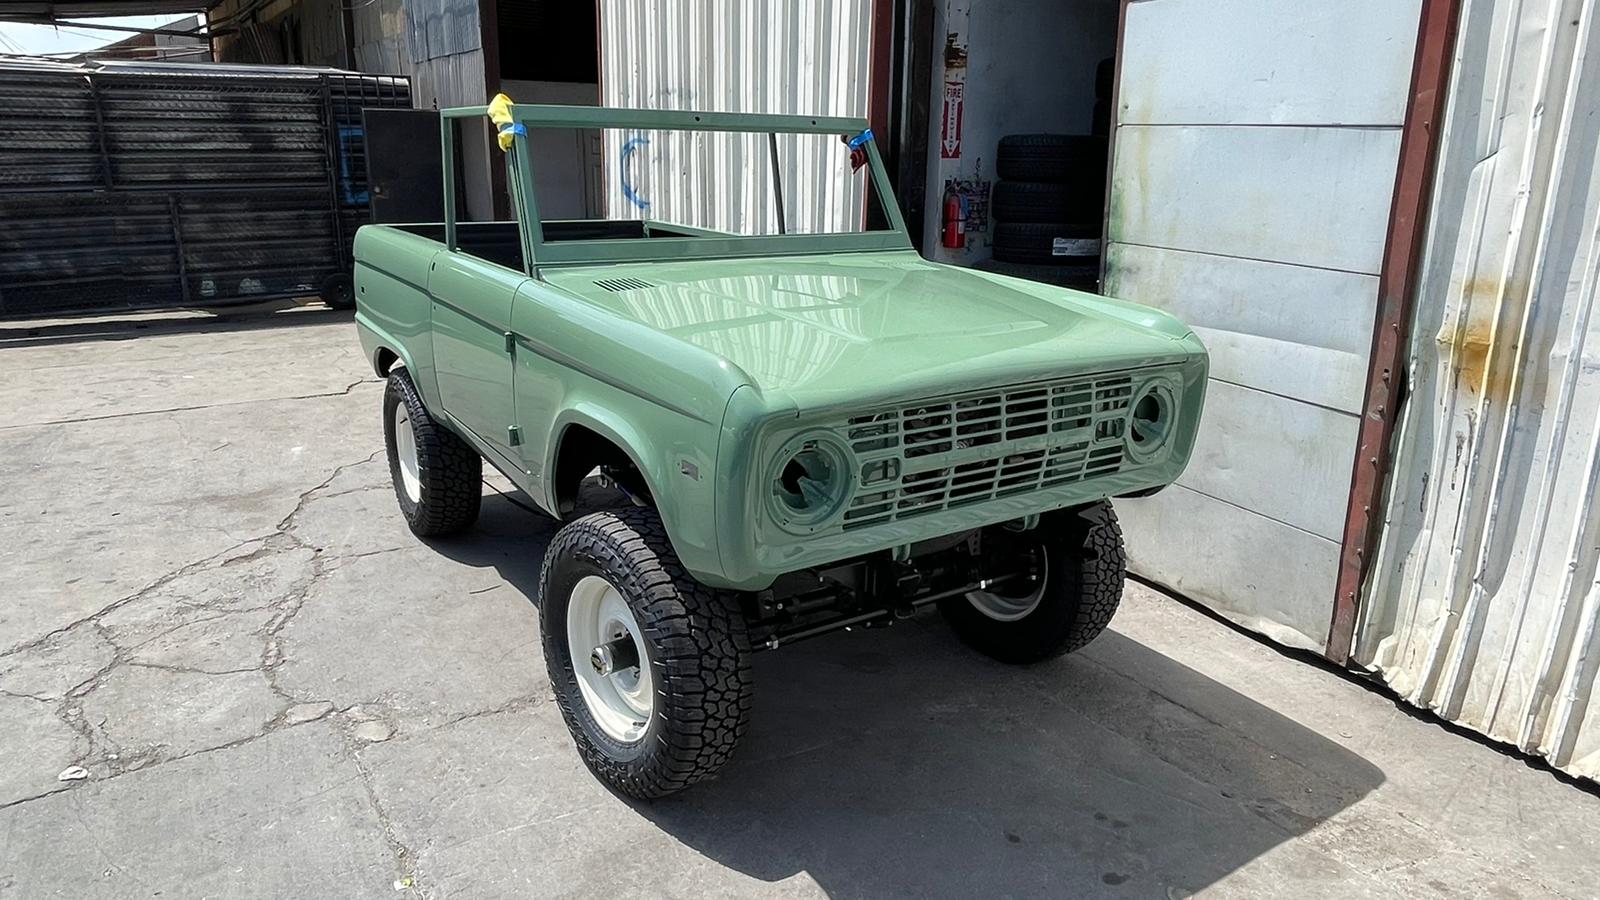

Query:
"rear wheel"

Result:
[[939, 502, 1125, 664], [320, 273, 354, 310], [541, 507, 753, 799], [383, 368, 482, 536]]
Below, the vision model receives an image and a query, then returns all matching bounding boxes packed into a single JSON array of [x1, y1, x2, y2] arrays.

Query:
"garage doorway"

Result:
[[918, 0, 1121, 293]]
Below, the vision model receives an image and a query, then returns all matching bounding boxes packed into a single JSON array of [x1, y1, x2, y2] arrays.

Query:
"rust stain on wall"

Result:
[[1442, 275, 1526, 404]]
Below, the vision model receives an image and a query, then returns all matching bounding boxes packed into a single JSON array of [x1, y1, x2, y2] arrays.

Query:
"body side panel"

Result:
[[353, 225, 444, 408], [427, 253, 525, 455]]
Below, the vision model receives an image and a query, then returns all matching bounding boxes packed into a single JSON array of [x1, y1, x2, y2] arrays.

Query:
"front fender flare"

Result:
[[543, 405, 724, 585]]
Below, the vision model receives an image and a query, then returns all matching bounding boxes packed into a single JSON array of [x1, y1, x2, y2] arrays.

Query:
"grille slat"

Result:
[[838, 371, 1150, 530]]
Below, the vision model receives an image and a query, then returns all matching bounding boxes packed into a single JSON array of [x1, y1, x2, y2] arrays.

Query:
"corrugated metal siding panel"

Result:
[[94, 72, 329, 189], [1104, 0, 1421, 651], [1356, 0, 1600, 781], [0, 62, 409, 318], [0, 69, 101, 192], [405, 0, 482, 62], [353, 0, 413, 75], [597, 0, 873, 235]]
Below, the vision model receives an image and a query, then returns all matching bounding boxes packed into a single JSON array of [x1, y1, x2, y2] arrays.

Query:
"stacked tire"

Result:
[[990, 58, 1114, 270]]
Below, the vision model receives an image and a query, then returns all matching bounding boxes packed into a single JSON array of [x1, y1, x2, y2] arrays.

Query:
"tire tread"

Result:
[[384, 369, 481, 536], [939, 501, 1126, 663], [541, 508, 752, 799]]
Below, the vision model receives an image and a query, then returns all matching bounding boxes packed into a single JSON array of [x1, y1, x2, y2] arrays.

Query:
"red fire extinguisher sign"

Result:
[[940, 81, 963, 159]]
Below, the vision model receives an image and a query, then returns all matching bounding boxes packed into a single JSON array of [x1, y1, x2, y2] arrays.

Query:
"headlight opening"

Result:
[[1127, 381, 1176, 460], [769, 433, 853, 532]]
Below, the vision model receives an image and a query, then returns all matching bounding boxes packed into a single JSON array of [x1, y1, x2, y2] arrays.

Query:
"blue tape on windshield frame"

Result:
[[847, 129, 874, 150], [499, 123, 527, 138]]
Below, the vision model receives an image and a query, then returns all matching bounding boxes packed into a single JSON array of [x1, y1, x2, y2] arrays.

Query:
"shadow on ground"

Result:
[[0, 302, 346, 348], [430, 486, 1386, 898]]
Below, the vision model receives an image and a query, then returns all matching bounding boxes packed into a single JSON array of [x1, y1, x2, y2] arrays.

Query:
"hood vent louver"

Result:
[[593, 277, 656, 292]]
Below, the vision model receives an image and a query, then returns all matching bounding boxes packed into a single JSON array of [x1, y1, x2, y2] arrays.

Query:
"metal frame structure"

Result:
[[0, 60, 408, 318], [437, 104, 913, 274], [1325, 0, 1464, 663]]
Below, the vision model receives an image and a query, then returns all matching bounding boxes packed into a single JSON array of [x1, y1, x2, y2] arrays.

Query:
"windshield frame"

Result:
[[440, 104, 912, 273]]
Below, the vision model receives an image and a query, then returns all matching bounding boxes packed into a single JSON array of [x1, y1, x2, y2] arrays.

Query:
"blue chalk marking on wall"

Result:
[[620, 136, 651, 210]]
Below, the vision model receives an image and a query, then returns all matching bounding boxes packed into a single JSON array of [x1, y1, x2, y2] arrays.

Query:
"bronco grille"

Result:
[[838, 372, 1140, 530]]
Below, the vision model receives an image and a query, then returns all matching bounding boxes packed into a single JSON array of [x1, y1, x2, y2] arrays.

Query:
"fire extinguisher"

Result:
[[941, 189, 966, 249]]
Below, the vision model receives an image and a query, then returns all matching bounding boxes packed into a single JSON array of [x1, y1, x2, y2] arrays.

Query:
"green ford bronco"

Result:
[[353, 102, 1207, 798]]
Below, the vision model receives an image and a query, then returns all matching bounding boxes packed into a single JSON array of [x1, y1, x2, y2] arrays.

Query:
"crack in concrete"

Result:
[[1, 538, 262, 662], [123, 661, 266, 677], [0, 377, 383, 431], [0, 688, 53, 703], [336, 717, 428, 897], [0, 784, 73, 813], [2, 448, 391, 794], [277, 450, 385, 534], [3, 428, 532, 894]]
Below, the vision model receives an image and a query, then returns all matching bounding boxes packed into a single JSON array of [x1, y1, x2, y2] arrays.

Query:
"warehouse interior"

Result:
[[918, 0, 1120, 292]]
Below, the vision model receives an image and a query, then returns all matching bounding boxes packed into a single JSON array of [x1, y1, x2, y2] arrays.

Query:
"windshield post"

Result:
[[767, 132, 787, 235]]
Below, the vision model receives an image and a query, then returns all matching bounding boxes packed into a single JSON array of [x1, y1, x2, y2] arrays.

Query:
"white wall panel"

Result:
[[1110, 124, 1402, 274], [1177, 380, 1359, 541], [1357, 0, 1600, 783], [1118, 484, 1339, 651], [1120, 0, 1422, 125], [1106, 0, 1419, 652], [1105, 243, 1377, 412]]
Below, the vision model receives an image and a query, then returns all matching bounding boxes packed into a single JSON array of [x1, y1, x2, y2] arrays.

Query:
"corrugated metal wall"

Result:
[[0, 61, 408, 317], [1104, 0, 1422, 650], [353, 0, 413, 75], [597, 0, 873, 234], [1356, 0, 1600, 780]]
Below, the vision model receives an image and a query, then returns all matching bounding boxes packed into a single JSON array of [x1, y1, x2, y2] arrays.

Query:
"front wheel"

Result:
[[540, 507, 753, 799], [939, 501, 1126, 664]]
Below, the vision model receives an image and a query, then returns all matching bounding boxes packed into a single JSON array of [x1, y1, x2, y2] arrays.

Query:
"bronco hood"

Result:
[[543, 251, 1197, 412]]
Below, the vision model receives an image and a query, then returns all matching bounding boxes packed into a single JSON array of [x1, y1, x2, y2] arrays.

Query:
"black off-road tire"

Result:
[[383, 368, 482, 536], [996, 134, 1108, 183], [992, 222, 1103, 266], [540, 507, 754, 799], [992, 180, 1104, 224], [320, 272, 354, 310], [939, 502, 1126, 664]]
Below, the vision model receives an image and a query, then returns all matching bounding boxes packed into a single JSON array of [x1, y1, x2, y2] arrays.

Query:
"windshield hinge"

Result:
[[507, 425, 522, 447], [503, 331, 516, 354]]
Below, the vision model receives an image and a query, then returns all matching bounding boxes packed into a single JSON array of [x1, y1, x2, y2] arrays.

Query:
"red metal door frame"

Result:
[[1326, 0, 1464, 663]]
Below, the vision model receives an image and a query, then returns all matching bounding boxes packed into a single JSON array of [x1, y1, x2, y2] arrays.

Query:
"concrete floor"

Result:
[[2, 307, 1599, 899]]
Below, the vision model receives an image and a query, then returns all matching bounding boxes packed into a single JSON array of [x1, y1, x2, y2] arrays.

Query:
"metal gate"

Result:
[[0, 60, 409, 318]]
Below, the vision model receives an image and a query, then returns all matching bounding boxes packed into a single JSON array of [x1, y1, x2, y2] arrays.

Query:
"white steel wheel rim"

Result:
[[566, 575, 655, 743], [966, 551, 1049, 622], [393, 401, 422, 504]]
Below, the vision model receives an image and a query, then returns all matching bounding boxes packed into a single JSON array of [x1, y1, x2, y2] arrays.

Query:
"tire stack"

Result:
[[989, 58, 1114, 280]]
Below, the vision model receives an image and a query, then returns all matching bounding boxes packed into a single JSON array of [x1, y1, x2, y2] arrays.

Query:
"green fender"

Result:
[[541, 401, 725, 585]]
